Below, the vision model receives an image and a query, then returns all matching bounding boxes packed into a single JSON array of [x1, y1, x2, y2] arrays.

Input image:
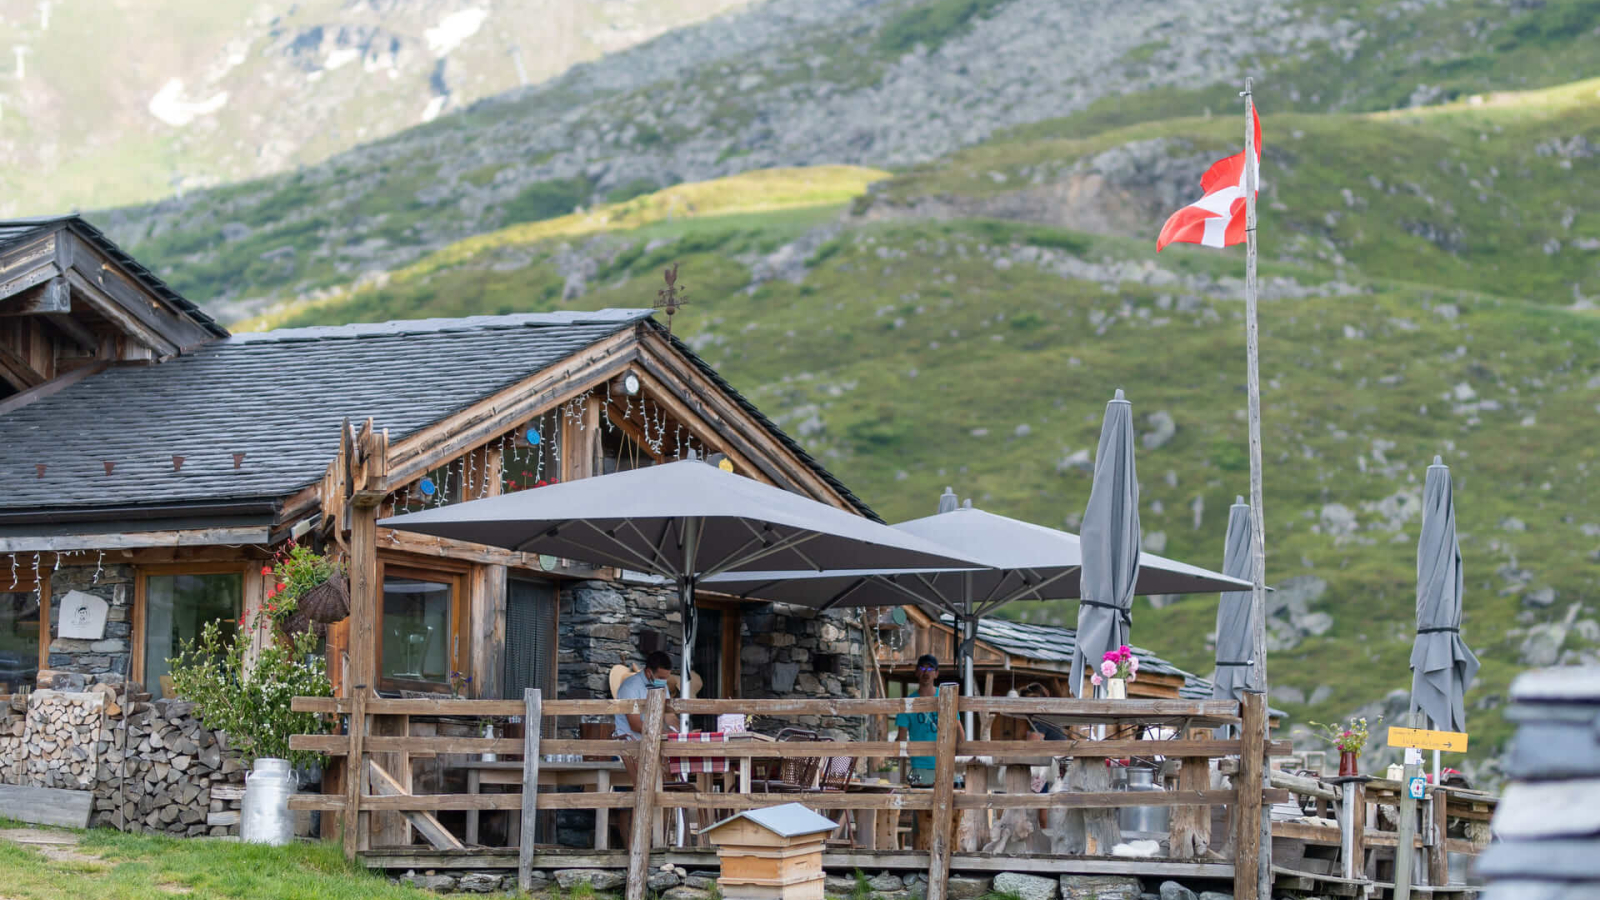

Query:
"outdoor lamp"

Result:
[[620, 371, 642, 396]]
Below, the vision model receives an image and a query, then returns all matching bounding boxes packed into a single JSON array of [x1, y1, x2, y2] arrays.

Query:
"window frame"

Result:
[[375, 561, 467, 694], [132, 561, 249, 691], [0, 574, 49, 693]]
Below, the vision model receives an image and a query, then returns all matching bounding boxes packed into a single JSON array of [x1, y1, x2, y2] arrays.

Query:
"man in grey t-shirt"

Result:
[[614, 650, 674, 738]]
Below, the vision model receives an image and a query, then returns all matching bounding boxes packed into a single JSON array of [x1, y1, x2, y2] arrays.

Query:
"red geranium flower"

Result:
[[261, 566, 273, 576]]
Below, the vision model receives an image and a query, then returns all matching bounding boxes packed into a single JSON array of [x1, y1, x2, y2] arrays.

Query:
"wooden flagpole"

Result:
[[1241, 76, 1272, 900]]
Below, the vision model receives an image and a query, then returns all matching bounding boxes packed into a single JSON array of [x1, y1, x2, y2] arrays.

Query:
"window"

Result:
[[502, 411, 563, 493], [0, 585, 42, 694], [600, 422, 654, 474], [143, 572, 242, 699], [379, 566, 462, 691], [504, 578, 557, 704]]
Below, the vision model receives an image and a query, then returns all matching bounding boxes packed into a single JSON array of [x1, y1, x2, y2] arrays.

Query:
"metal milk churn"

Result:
[[1117, 765, 1171, 837], [241, 757, 297, 845]]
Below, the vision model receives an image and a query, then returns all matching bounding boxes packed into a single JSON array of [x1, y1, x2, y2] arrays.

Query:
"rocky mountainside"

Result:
[[0, 0, 753, 215]]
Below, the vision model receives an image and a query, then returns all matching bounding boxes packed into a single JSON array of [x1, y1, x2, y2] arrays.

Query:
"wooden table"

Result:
[[460, 759, 630, 849]]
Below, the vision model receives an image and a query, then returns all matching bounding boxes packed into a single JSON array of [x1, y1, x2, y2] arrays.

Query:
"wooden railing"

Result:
[[289, 689, 1279, 900]]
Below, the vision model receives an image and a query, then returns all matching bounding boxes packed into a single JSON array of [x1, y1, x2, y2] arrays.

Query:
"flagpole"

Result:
[[1241, 75, 1272, 900]]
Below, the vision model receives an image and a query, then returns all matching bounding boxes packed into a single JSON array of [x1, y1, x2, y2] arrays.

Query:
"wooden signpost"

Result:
[[1387, 727, 1468, 754]]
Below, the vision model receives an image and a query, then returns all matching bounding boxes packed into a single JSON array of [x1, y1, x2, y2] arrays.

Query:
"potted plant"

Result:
[[1090, 645, 1139, 699], [1307, 716, 1380, 776], [167, 620, 333, 844], [260, 542, 347, 637]]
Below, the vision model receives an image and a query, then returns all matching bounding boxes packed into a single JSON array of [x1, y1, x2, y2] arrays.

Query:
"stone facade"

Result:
[[0, 681, 245, 836], [559, 579, 867, 738], [45, 564, 135, 681]]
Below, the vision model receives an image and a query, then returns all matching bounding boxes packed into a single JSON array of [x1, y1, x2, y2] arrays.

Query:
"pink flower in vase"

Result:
[[1090, 674, 1103, 687], [1100, 659, 1118, 678]]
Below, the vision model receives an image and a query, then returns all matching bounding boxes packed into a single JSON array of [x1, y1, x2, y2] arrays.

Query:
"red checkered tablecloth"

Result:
[[664, 731, 731, 779]]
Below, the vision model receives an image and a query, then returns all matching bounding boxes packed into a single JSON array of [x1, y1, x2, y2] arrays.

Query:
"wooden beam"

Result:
[[44, 310, 98, 353], [293, 696, 641, 716], [366, 758, 465, 851], [1170, 750, 1213, 858], [0, 526, 270, 554], [519, 688, 543, 891], [1271, 770, 1341, 802], [0, 359, 106, 416], [60, 233, 214, 351], [0, 232, 60, 302], [626, 688, 667, 900], [0, 277, 69, 315], [1427, 790, 1450, 886], [0, 339, 46, 390], [61, 269, 178, 358], [0, 783, 92, 828], [954, 790, 1239, 810], [343, 689, 367, 860], [1234, 692, 1267, 900]]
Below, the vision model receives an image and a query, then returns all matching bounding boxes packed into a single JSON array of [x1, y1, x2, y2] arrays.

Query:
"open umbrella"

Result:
[[379, 459, 979, 729], [1411, 456, 1479, 777], [1072, 389, 1142, 696], [1212, 496, 1255, 703]]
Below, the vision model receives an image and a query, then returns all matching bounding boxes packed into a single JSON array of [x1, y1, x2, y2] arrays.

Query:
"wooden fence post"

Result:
[[1233, 692, 1266, 900], [1340, 778, 1365, 881], [343, 687, 368, 861], [1169, 737, 1212, 858], [1426, 787, 1449, 886], [626, 688, 667, 900], [925, 684, 960, 900], [519, 688, 544, 892]]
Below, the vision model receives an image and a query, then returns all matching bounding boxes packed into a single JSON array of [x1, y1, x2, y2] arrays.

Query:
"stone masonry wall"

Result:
[[0, 679, 245, 836], [558, 579, 868, 738], [45, 564, 135, 680]]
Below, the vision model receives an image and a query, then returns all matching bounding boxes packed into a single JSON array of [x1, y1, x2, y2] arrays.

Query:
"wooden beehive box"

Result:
[[699, 803, 838, 900]]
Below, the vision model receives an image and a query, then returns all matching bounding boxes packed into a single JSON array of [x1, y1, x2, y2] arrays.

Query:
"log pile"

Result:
[[0, 673, 246, 837]]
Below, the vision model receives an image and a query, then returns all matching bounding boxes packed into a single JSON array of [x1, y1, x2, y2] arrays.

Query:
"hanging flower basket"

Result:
[[300, 571, 350, 624]]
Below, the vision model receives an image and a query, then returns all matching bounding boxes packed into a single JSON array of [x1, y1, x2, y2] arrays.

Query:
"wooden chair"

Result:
[[759, 728, 822, 792]]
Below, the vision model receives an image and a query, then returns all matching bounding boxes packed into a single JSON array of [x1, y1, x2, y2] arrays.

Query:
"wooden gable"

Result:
[[0, 218, 222, 405]]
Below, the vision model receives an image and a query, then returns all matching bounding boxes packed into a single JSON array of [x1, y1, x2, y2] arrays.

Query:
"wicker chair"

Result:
[[759, 728, 822, 792], [818, 755, 858, 844]]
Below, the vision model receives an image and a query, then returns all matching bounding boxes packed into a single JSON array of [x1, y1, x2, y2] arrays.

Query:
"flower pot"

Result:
[[1106, 678, 1127, 700], [241, 757, 296, 845], [301, 572, 350, 624], [1338, 750, 1359, 776]]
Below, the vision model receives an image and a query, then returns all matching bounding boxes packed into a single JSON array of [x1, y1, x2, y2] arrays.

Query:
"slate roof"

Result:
[[0, 310, 653, 517], [0, 216, 228, 339], [700, 802, 837, 837], [938, 614, 1204, 690]]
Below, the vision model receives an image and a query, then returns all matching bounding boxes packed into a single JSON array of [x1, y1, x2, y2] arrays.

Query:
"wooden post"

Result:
[[1427, 786, 1450, 885], [1233, 692, 1266, 900], [1169, 750, 1213, 858], [1341, 779, 1366, 881], [346, 504, 378, 696], [625, 688, 667, 900], [518, 688, 544, 892], [342, 687, 368, 860], [369, 712, 412, 846], [925, 684, 959, 900]]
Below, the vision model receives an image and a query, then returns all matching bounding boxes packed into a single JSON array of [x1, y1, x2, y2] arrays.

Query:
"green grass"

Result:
[[0, 824, 487, 899], [875, 0, 1014, 56]]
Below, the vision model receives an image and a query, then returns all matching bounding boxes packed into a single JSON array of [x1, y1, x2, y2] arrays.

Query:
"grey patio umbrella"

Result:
[[1410, 456, 1479, 735], [380, 459, 979, 727], [1212, 496, 1255, 702], [1072, 389, 1142, 696]]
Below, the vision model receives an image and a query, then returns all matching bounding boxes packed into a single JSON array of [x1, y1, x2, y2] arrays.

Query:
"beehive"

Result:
[[699, 803, 838, 900]]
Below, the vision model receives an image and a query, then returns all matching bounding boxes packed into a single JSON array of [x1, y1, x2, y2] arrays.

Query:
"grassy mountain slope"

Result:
[[102, 0, 1600, 323], [234, 78, 1600, 769], [0, 0, 754, 215]]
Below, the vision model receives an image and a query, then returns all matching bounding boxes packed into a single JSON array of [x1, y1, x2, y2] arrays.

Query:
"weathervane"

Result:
[[654, 263, 688, 335]]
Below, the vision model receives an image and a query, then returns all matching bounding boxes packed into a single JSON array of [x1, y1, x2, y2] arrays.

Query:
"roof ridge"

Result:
[[228, 308, 655, 344]]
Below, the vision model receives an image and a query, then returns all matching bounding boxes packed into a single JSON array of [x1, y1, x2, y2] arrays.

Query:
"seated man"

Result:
[[610, 650, 673, 844]]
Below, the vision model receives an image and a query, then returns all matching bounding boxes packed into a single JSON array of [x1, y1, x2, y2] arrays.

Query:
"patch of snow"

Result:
[[148, 78, 228, 127], [420, 95, 448, 123], [426, 8, 488, 57], [325, 47, 361, 71]]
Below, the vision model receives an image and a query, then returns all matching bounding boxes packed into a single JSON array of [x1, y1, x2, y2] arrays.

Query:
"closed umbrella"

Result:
[[1072, 389, 1142, 696], [1212, 496, 1255, 702], [1411, 456, 1479, 780], [380, 459, 978, 730]]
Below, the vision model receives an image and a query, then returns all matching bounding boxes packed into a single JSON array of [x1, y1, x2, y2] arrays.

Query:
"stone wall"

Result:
[[44, 564, 135, 680], [559, 579, 867, 738], [0, 678, 245, 836]]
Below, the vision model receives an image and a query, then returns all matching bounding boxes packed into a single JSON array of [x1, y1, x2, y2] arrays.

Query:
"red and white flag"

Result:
[[1156, 107, 1261, 251]]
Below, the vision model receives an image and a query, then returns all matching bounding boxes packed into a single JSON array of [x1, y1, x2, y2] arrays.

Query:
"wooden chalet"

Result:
[[0, 215, 878, 711]]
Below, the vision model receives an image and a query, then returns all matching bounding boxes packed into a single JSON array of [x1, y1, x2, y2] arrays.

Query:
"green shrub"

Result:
[[503, 177, 593, 224], [877, 0, 1012, 57], [606, 178, 660, 205]]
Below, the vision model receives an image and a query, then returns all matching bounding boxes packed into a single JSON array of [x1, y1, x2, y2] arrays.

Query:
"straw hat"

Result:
[[607, 662, 702, 698]]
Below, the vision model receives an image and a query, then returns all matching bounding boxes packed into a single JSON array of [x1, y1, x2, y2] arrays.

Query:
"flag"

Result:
[[1156, 106, 1262, 251]]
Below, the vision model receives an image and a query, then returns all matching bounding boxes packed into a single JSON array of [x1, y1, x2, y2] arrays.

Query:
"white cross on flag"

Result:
[[1156, 106, 1262, 251]]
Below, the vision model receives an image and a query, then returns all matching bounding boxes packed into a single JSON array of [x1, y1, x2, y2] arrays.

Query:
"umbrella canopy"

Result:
[[381, 459, 979, 724], [1410, 456, 1480, 733], [1072, 389, 1142, 695], [1212, 496, 1255, 702]]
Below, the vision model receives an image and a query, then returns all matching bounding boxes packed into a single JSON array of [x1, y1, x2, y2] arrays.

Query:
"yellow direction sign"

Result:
[[1388, 726, 1468, 753]]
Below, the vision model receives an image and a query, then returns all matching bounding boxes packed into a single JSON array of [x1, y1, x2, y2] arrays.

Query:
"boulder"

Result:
[[948, 876, 993, 900], [401, 873, 457, 892], [868, 872, 905, 891], [1060, 875, 1142, 900], [661, 888, 714, 900], [1159, 882, 1199, 900], [457, 872, 502, 893], [648, 872, 682, 891], [556, 869, 627, 891], [994, 872, 1059, 900]]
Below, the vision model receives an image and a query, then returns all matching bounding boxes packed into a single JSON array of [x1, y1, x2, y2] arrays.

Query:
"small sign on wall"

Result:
[[57, 590, 108, 640]]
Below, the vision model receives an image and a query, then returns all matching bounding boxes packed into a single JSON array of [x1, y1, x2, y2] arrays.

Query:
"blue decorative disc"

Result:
[[525, 428, 542, 446], [419, 477, 437, 496]]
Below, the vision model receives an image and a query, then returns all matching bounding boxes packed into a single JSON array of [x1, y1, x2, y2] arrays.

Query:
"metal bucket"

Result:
[[241, 757, 297, 845], [1117, 765, 1170, 836]]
